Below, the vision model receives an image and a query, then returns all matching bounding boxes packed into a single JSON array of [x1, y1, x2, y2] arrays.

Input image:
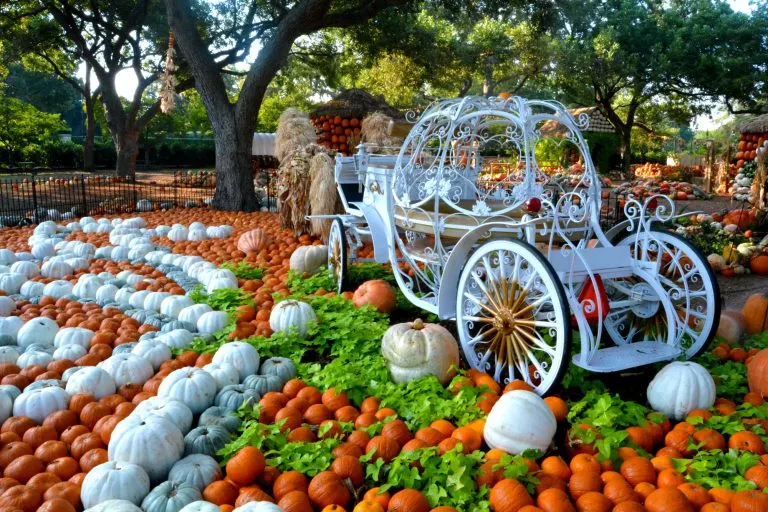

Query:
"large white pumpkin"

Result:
[[0, 272, 26, 294], [131, 339, 172, 370], [212, 342, 260, 381], [0, 347, 19, 365], [0, 297, 14, 317], [206, 276, 238, 293], [381, 318, 459, 385], [179, 304, 212, 326], [19, 280, 45, 298], [17, 317, 59, 348], [81, 461, 151, 508], [31, 239, 56, 259], [269, 300, 316, 338], [42, 259, 74, 278], [99, 353, 154, 388], [128, 290, 151, 309], [169, 455, 222, 493], [108, 414, 184, 484], [66, 366, 117, 399], [160, 295, 194, 319], [647, 361, 716, 420], [17, 350, 53, 368], [197, 311, 229, 335], [10, 260, 39, 279], [144, 292, 172, 313], [179, 501, 221, 512], [54, 327, 95, 348], [53, 344, 87, 361], [203, 362, 240, 391], [289, 245, 327, 275], [43, 279, 74, 299], [168, 225, 189, 242], [13, 385, 70, 424], [96, 284, 119, 304], [73, 276, 103, 299], [157, 367, 217, 414], [157, 329, 195, 350], [0, 249, 16, 266], [0, 316, 23, 340], [483, 390, 557, 454], [132, 396, 193, 435]]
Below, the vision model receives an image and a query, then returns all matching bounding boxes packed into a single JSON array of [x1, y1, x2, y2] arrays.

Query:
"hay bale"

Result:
[[276, 110, 316, 163], [309, 152, 337, 241], [361, 112, 394, 145]]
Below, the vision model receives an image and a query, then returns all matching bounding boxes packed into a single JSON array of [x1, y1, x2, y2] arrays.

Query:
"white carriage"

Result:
[[324, 96, 719, 395]]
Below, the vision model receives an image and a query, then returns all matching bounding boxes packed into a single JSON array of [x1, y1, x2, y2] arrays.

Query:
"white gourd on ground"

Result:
[[80, 461, 151, 508], [43, 280, 74, 298], [0, 297, 14, 317], [10, 260, 39, 279], [13, 385, 70, 423], [99, 353, 154, 387], [0, 347, 19, 364], [65, 366, 117, 399], [203, 362, 240, 391], [54, 344, 87, 361], [197, 311, 229, 335], [160, 295, 194, 319], [17, 317, 59, 348], [157, 367, 218, 414], [108, 414, 184, 484], [269, 300, 316, 338], [0, 273, 25, 294], [212, 342, 260, 381], [289, 245, 327, 274], [131, 339, 172, 370], [168, 454, 222, 492], [54, 327, 95, 348], [42, 259, 74, 278], [179, 304, 212, 326], [17, 350, 52, 368], [0, 316, 23, 340], [0, 392, 12, 424], [380, 318, 459, 385], [647, 361, 716, 420], [179, 501, 221, 512], [483, 390, 557, 454], [20, 281, 44, 298], [132, 396, 193, 435], [157, 329, 195, 350]]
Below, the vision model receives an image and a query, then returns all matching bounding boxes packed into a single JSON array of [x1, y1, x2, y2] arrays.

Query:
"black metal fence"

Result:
[[0, 172, 217, 226]]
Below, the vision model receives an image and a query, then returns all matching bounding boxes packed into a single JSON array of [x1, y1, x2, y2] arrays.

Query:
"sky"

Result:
[[103, 0, 756, 132]]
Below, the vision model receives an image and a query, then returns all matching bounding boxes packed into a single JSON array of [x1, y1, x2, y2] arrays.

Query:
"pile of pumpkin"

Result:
[[631, 163, 704, 179], [613, 179, 708, 202], [310, 116, 362, 155], [735, 133, 767, 170], [696, 209, 768, 277]]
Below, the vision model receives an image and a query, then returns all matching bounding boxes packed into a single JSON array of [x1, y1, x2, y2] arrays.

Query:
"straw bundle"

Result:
[[309, 152, 337, 241], [278, 143, 330, 234], [276, 109, 317, 163]]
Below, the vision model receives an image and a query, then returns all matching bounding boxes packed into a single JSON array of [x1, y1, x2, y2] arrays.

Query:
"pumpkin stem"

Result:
[[412, 318, 424, 330]]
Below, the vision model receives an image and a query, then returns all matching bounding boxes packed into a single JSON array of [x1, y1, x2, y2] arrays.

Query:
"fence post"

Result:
[[30, 173, 39, 225], [80, 178, 87, 216], [173, 173, 178, 207], [132, 176, 138, 210]]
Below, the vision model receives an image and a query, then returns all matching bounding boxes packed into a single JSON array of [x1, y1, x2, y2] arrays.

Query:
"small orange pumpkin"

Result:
[[352, 280, 396, 313]]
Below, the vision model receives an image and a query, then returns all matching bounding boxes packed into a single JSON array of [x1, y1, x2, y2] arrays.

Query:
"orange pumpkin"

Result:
[[750, 255, 768, 276], [352, 280, 396, 313], [644, 487, 694, 512], [731, 489, 768, 512], [717, 310, 746, 344], [237, 229, 269, 254], [742, 294, 768, 334], [491, 479, 535, 511], [747, 350, 768, 397]]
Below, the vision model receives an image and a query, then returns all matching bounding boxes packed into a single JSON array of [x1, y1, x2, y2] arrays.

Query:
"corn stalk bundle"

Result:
[[276, 109, 317, 163], [309, 152, 336, 241], [278, 143, 328, 234], [159, 33, 177, 114]]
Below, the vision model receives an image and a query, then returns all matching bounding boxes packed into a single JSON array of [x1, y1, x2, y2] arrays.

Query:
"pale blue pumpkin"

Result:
[[183, 425, 231, 457], [140, 480, 201, 512]]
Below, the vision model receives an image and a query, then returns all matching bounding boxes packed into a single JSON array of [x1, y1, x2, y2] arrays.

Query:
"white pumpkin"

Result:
[[157, 367, 217, 414], [66, 257, 89, 270], [483, 390, 557, 454], [111, 246, 131, 261], [131, 339, 172, 370], [99, 354, 154, 387], [17, 317, 58, 348], [206, 225, 233, 239], [269, 300, 316, 338], [10, 260, 39, 279], [96, 284, 119, 304], [197, 311, 229, 335], [66, 366, 117, 399], [212, 342, 260, 382], [73, 276, 103, 299], [289, 245, 327, 275], [95, 246, 114, 259], [647, 361, 716, 420], [43, 279, 74, 299], [198, 269, 236, 287], [179, 304, 212, 326], [0, 391, 12, 425], [168, 225, 189, 242], [381, 318, 460, 385], [81, 461, 151, 508], [180, 501, 221, 512], [0, 347, 19, 364], [129, 290, 151, 309], [203, 362, 240, 391], [0, 296, 14, 317], [85, 500, 143, 512], [13, 385, 70, 423], [19, 280, 45, 298], [17, 350, 53, 368], [108, 414, 184, 483], [0, 272, 26, 294], [53, 344, 87, 361], [42, 259, 74, 278], [73, 242, 96, 258], [54, 327, 95, 348], [233, 502, 284, 512], [188, 227, 208, 241], [31, 239, 56, 259], [144, 292, 171, 313], [160, 295, 194, 319], [169, 455, 222, 493], [0, 249, 16, 266], [115, 288, 134, 307], [206, 276, 238, 293], [132, 396, 193, 434], [157, 329, 195, 350], [0, 316, 23, 340]]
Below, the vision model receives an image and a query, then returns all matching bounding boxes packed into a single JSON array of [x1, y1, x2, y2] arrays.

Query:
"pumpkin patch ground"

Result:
[[0, 210, 764, 511]]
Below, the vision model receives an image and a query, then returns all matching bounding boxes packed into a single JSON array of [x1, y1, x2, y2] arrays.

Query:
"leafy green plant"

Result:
[[189, 285, 252, 313], [221, 261, 264, 280], [286, 269, 336, 295], [673, 449, 759, 491]]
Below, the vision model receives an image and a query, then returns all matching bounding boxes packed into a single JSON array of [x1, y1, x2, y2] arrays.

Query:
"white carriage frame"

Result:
[[326, 96, 719, 392]]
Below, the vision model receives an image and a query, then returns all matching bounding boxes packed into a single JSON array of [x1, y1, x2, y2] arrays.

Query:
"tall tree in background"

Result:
[[0, 1, 189, 176], [164, 0, 412, 211]]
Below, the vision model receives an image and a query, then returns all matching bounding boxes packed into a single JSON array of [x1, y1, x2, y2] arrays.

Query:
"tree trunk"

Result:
[[619, 127, 632, 177], [114, 129, 140, 177], [83, 95, 96, 171], [211, 117, 258, 211]]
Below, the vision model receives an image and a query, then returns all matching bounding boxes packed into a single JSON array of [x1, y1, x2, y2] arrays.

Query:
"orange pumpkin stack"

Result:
[[735, 131, 767, 169], [311, 115, 362, 155]]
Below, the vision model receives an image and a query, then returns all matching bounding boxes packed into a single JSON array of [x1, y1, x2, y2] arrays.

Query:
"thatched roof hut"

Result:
[[310, 89, 403, 120], [738, 114, 768, 134]]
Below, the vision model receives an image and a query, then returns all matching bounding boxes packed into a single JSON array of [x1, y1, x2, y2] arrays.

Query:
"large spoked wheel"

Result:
[[327, 218, 348, 294], [607, 229, 720, 359], [456, 239, 571, 395]]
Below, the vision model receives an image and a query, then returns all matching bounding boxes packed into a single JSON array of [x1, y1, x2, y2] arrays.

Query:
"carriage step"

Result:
[[572, 341, 681, 373]]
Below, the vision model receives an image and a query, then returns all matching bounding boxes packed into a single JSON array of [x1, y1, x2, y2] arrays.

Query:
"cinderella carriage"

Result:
[[321, 96, 719, 395]]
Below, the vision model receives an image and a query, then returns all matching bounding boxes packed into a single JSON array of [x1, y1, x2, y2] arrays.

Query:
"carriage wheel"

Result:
[[456, 239, 571, 396], [327, 218, 348, 294], [606, 229, 719, 359]]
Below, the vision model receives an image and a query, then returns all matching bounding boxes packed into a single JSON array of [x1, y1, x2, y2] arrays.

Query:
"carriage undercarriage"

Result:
[[321, 96, 720, 395]]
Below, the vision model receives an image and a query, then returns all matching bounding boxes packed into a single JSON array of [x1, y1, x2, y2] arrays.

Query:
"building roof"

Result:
[[738, 113, 768, 134], [539, 106, 617, 136]]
